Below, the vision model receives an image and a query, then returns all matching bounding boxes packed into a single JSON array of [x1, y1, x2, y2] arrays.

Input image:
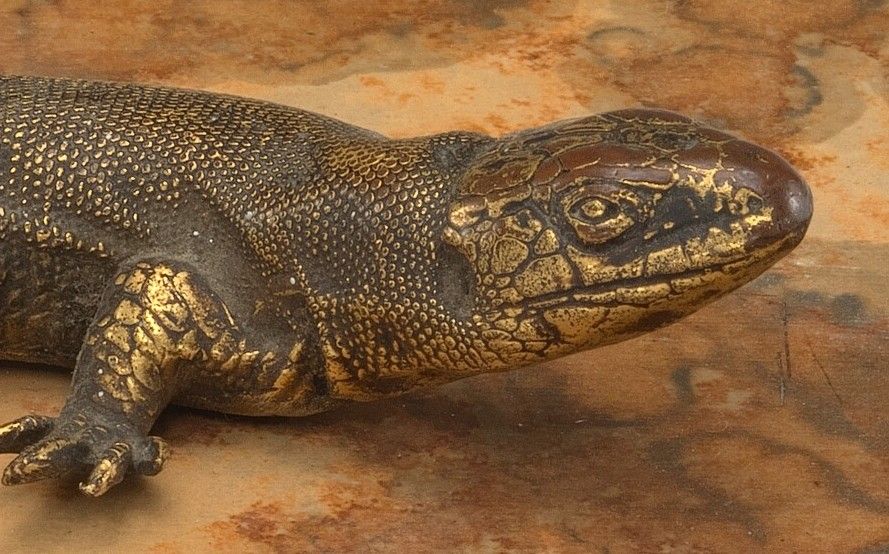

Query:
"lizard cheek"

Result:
[[513, 255, 575, 299]]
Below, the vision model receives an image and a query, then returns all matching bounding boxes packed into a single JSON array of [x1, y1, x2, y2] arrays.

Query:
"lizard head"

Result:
[[442, 109, 812, 365]]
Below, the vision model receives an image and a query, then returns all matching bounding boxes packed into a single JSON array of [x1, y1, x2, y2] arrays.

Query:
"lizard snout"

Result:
[[720, 139, 813, 248]]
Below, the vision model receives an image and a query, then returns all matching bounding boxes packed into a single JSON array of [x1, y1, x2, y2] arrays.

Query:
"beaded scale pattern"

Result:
[[0, 76, 811, 495]]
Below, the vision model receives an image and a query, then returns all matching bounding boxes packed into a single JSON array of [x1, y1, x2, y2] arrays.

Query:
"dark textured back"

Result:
[[0, 75, 495, 397]]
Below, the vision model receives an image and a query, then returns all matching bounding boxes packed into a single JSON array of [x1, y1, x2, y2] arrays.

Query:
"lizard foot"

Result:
[[0, 414, 169, 496]]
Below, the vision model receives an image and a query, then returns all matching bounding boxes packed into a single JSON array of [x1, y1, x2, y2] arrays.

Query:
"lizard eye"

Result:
[[572, 198, 613, 223], [561, 186, 636, 244]]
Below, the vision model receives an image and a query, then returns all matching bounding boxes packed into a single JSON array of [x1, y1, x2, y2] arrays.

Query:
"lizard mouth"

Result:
[[509, 227, 802, 313]]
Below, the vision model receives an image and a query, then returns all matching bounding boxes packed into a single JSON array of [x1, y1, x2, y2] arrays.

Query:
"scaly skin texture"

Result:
[[0, 76, 812, 496]]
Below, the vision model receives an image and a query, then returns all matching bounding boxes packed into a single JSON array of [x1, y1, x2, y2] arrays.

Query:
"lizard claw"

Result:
[[79, 442, 131, 497], [79, 436, 169, 497], [2, 437, 83, 485], [0, 413, 171, 495], [0, 415, 55, 453], [135, 436, 171, 476]]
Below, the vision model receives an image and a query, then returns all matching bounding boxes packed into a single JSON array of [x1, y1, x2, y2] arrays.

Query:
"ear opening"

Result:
[[434, 242, 477, 321]]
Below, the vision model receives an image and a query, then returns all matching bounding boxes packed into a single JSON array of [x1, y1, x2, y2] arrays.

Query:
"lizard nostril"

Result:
[[747, 195, 764, 213]]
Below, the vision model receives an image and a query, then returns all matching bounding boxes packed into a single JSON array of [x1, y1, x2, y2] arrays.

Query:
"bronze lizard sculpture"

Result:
[[0, 76, 812, 496]]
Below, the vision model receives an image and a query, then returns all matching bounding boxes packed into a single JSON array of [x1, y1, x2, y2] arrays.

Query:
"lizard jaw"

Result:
[[502, 224, 800, 314], [469, 219, 808, 363]]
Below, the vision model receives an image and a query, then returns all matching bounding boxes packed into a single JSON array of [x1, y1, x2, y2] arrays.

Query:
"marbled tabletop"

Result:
[[0, 1, 887, 552]]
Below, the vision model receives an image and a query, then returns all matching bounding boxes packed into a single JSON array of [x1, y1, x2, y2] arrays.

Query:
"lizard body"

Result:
[[0, 76, 811, 495]]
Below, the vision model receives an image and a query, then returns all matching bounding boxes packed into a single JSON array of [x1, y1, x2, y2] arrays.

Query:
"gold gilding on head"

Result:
[[446, 109, 812, 367]]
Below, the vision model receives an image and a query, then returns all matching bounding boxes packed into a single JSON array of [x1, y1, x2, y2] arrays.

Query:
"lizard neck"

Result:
[[285, 131, 497, 400]]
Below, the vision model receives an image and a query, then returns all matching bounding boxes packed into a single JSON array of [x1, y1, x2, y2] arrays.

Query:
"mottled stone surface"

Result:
[[0, 1, 886, 552]]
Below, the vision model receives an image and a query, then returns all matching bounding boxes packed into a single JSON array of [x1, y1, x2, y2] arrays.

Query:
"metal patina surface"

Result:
[[0, 74, 810, 495], [0, 1, 886, 552]]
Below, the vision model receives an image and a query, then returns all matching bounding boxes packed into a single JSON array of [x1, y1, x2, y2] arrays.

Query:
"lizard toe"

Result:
[[79, 442, 132, 497], [2, 437, 84, 485], [0, 415, 55, 454], [1, 413, 172, 494], [134, 436, 171, 476]]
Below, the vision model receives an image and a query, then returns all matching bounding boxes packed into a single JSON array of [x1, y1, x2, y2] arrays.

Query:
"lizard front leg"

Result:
[[0, 261, 243, 496]]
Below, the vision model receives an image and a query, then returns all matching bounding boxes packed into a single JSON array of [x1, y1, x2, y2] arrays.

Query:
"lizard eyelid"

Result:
[[560, 189, 637, 245], [570, 197, 619, 225]]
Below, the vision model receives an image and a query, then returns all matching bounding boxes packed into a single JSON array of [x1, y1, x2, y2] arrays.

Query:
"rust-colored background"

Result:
[[0, 1, 887, 552]]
